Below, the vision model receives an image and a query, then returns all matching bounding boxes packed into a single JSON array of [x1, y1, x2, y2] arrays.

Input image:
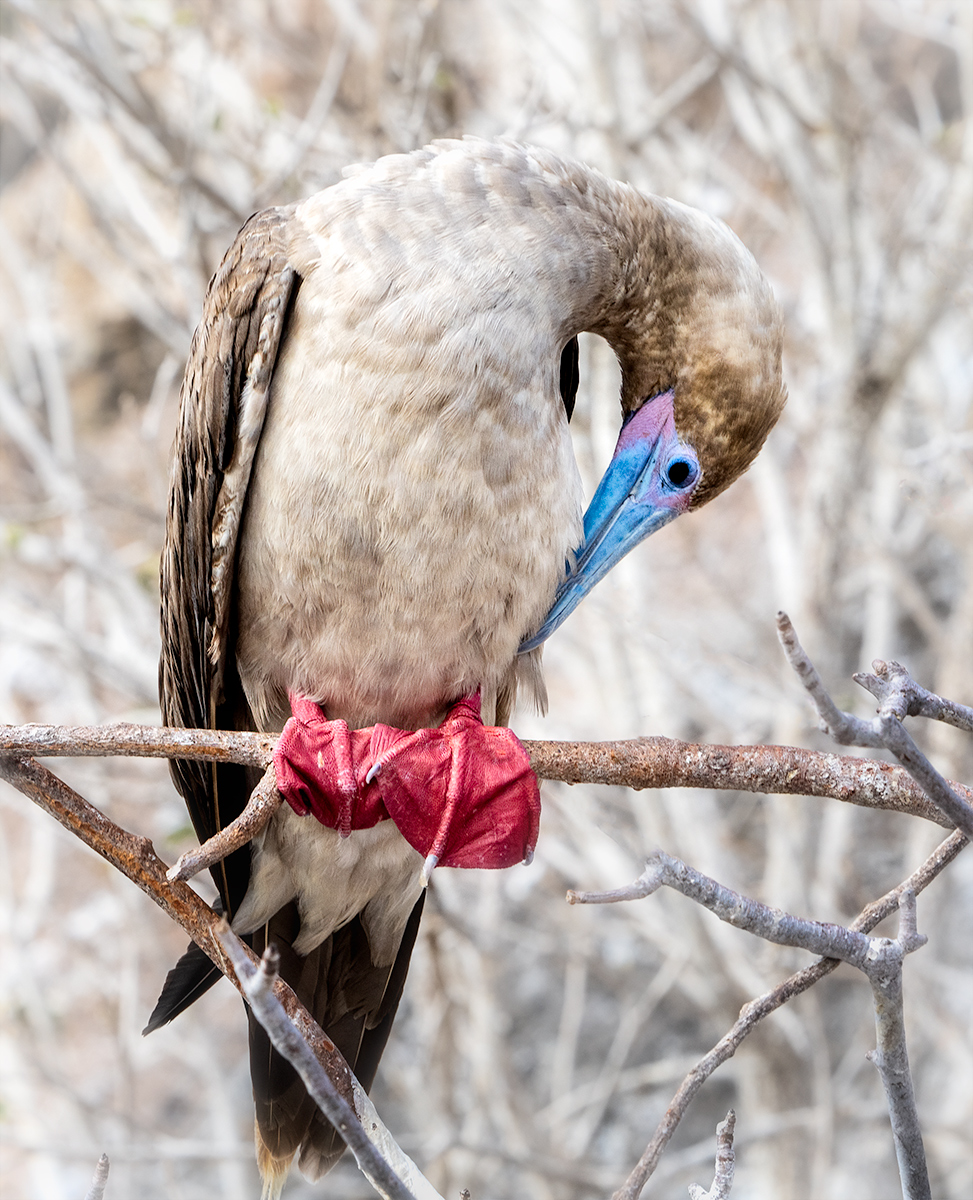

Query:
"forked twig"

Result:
[[854, 659, 973, 732], [574, 850, 934, 1199], [776, 612, 973, 839], [585, 834, 961, 1200]]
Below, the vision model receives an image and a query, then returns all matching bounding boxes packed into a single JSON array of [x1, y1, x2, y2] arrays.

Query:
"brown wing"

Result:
[[159, 204, 298, 916]]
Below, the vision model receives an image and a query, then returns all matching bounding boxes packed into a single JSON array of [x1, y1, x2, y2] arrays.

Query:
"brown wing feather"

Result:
[[159, 204, 298, 913]]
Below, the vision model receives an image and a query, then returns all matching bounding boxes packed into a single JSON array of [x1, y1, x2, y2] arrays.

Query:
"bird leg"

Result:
[[166, 762, 282, 883]]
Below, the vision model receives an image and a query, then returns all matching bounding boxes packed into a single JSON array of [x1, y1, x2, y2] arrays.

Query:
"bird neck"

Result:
[[528, 172, 682, 413]]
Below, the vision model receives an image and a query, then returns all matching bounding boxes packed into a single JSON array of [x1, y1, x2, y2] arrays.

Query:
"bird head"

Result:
[[522, 194, 785, 651]]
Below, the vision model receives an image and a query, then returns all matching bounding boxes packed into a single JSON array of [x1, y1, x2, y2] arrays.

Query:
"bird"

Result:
[[148, 137, 784, 1195]]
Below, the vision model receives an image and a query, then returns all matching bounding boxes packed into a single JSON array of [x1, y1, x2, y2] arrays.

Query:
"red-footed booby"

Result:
[[149, 138, 784, 1193]]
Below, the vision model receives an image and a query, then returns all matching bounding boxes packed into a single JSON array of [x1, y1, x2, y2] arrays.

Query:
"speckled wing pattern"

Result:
[[149, 208, 298, 1038], [159, 205, 298, 910]]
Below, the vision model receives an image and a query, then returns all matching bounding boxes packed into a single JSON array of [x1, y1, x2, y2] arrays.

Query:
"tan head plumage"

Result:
[[594, 186, 786, 509]]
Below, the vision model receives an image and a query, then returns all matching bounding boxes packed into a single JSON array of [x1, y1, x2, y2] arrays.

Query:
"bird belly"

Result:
[[232, 814, 424, 963], [231, 232, 583, 959], [234, 311, 582, 731]]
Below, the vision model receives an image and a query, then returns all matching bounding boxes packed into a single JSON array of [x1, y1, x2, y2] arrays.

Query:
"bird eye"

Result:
[[666, 459, 696, 488]]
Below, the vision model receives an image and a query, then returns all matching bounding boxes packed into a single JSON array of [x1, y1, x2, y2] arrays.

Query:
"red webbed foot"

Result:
[[273, 693, 540, 876]]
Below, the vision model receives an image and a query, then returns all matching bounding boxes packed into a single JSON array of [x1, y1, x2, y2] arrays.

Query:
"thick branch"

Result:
[[0, 721, 276, 766], [526, 737, 960, 827], [0, 754, 237, 966], [2, 723, 963, 828]]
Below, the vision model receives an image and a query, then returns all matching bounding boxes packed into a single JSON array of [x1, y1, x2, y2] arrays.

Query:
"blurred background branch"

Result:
[[1, 2, 970, 1198]]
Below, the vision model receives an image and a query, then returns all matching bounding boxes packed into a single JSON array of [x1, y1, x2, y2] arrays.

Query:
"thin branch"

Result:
[[775, 612, 873, 743], [866, 890, 931, 1200], [571, 849, 926, 974], [601, 828, 966, 1200], [2, 723, 964, 829], [688, 1112, 735, 1200], [167, 763, 282, 883]]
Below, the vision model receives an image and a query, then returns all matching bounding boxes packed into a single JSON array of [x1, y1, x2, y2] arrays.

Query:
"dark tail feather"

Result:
[[143, 939, 223, 1034], [252, 893, 426, 1183]]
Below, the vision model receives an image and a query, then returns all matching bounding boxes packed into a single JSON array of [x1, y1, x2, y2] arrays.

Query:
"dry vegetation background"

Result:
[[1, 1, 971, 1198]]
